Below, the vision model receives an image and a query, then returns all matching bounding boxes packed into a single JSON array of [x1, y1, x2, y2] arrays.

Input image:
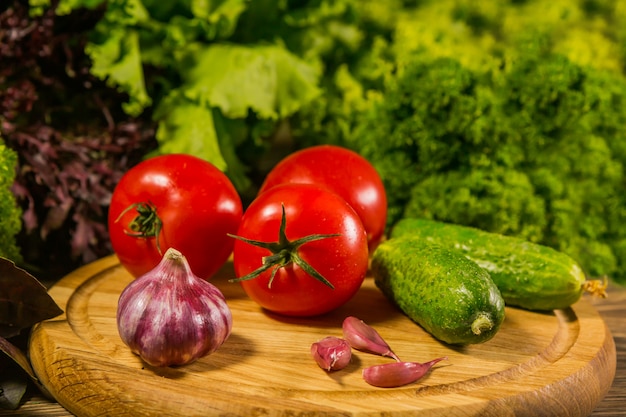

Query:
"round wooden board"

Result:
[[29, 255, 616, 417]]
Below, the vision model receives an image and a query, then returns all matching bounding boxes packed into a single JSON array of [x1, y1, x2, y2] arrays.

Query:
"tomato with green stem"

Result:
[[230, 183, 369, 317], [108, 154, 243, 280], [259, 145, 387, 252]]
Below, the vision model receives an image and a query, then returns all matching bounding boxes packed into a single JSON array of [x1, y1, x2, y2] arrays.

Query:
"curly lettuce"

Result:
[[0, 140, 23, 262], [349, 47, 626, 284]]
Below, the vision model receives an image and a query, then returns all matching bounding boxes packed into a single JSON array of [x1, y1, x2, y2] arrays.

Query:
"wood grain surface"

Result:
[[23, 255, 618, 417]]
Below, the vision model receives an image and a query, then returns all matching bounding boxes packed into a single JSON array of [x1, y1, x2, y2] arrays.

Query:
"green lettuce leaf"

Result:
[[86, 27, 151, 116], [79, 0, 152, 116], [28, 0, 106, 16], [151, 43, 320, 190], [154, 92, 227, 171], [191, 0, 248, 32], [177, 43, 321, 120]]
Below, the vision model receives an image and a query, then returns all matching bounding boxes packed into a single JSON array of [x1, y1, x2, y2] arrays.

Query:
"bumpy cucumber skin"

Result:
[[372, 238, 505, 345], [391, 218, 587, 311]]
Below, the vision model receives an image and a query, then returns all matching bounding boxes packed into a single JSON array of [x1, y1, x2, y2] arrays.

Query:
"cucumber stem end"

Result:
[[471, 313, 493, 335], [582, 276, 608, 298]]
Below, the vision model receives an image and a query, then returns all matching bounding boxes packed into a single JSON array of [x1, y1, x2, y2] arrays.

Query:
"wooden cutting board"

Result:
[[29, 255, 616, 417]]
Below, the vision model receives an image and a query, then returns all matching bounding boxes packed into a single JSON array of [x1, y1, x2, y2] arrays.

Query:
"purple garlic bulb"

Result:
[[117, 248, 232, 367]]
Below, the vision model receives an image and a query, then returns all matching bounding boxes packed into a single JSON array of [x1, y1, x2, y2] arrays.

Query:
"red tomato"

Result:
[[259, 145, 387, 252], [231, 183, 369, 317], [108, 154, 243, 280]]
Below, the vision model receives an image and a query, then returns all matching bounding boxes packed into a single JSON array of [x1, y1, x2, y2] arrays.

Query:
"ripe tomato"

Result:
[[231, 183, 369, 317], [259, 145, 387, 252], [108, 154, 243, 280]]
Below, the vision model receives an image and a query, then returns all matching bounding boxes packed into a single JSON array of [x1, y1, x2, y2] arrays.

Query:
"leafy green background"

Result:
[[4, 0, 626, 285]]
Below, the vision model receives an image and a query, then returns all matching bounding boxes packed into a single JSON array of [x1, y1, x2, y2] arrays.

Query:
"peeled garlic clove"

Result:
[[310, 336, 352, 371], [362, 357, 447, 388], [117, 248, 232, 367], [342, 316, 400, 361]]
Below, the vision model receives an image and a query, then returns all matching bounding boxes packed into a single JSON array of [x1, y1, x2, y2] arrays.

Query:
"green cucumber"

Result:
[[390, 218, 601, 311], [371, 237, 505, 345]]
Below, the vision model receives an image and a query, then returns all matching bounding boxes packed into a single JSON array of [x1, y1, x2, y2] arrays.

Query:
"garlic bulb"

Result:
[[116, 248, 232, 367]]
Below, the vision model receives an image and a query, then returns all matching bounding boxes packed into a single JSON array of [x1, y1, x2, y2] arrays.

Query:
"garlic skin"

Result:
[[117, 248, 232, 367]]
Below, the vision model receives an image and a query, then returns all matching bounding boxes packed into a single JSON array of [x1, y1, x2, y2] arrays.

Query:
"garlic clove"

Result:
[[117, 248, 232, 367], [342, 316, 400, 361], [310, 336, 352, 371], [362, 357, 447, 388]]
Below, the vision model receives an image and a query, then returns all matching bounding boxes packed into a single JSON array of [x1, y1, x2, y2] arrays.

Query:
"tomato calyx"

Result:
[[228, 205, 339, 289], [115, 202, 164, 255]]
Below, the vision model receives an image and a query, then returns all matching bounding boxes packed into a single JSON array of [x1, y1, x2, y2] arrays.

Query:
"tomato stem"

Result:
[[115, 202, 164, 255], [228, 204, 339, 289]]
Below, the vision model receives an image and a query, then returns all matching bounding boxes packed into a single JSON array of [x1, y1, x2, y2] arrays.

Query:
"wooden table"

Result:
[[3, 277, 626, 416]]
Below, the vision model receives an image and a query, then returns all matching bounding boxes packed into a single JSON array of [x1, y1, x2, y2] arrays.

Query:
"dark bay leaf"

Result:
[[0, 336, 37, 380], [0, 356, 28, 410], [0, 257, 63, 338], [0, 336, 53, 400]]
